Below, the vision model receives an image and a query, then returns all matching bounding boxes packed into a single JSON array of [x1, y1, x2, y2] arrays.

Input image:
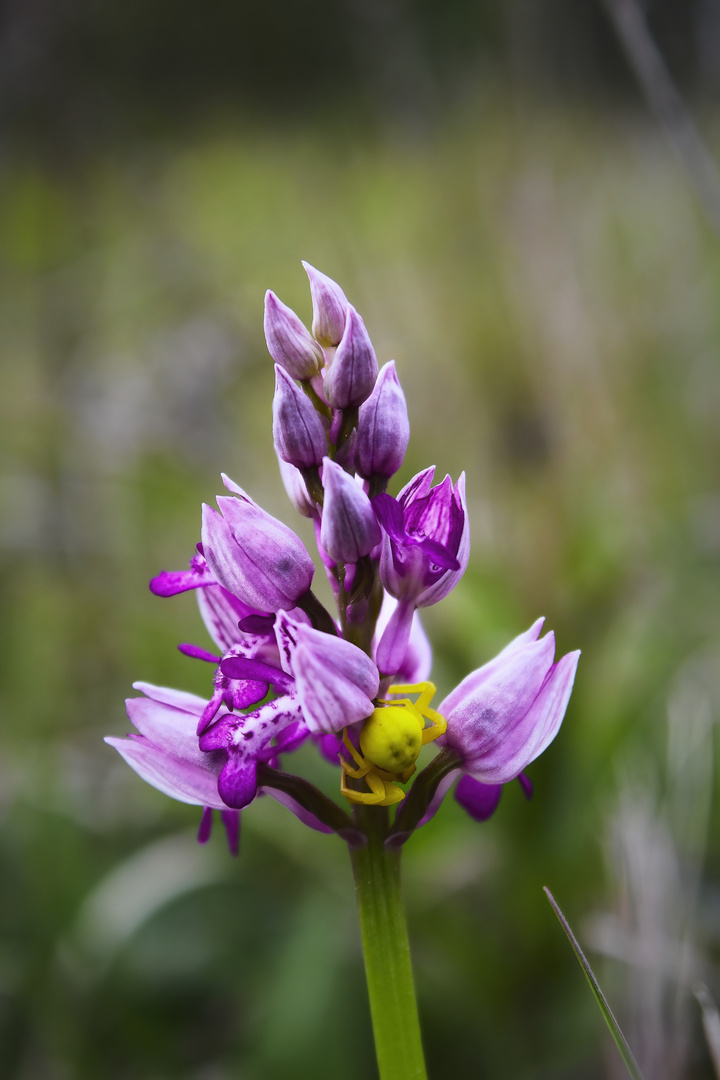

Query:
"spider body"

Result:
[[340, 681, 447, 806]]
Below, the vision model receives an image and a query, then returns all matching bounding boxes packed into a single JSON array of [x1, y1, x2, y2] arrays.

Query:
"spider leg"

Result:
[[342, 758, 371, 780], [420, 707, 447, 743], [382, 694, 413, 708], [342, 765, 390, 805], [389, 681, 437, 712], [342, 728, 370, 776], [387, 683, 446, 743], [378, 777, 406, 805]]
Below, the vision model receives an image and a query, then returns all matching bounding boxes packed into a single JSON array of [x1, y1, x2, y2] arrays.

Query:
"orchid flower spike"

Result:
[[108, 260, 580, 857]]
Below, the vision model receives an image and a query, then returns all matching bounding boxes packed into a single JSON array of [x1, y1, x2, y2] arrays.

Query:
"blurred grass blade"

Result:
[[543, 887, 644, 1080], [694, 984, 720, 1079]]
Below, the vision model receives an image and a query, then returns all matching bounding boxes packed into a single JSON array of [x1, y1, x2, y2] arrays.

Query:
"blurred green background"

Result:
[[2, 1, 720, 1077]]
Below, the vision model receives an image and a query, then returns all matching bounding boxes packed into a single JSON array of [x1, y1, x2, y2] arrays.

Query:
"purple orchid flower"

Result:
[[181, 636, 296, 735], [110, 262, 581, 863], [386, 621, 578, 845], [197, 694, 308, 808], [398, 619, 578, 833], [106, 683, 334, 847], [373, 467, 469, 674], [151, 546, 298, 733], [201, 474, 316, 613], [439, 618, 580, 785]]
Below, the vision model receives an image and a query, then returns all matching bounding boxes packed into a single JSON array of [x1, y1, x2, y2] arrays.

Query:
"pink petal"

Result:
[[105, 736, 224, 808]]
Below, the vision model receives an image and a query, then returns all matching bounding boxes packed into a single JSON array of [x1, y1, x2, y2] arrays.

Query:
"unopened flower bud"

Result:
[[302, 261, 349, 347], [264, 290, 324, 380], [355, 361, 410, 481], [323, 305, 378, 409], [277, 456, 315, 518], [320, 457, 381, 564], [272, 365, 328, 469], [201, 479, 315, 612]]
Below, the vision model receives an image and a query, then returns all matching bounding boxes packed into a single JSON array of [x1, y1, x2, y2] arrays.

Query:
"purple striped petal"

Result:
[[372, 493, 406, 541], [439, 621, 548, 718], [397, 466, 435, 509], [416, 536, 460, 571], [131, 681, 207, 717], [441, 634, 557, 774], [470, 650, 579, 784], [320, 457, 381, 564], [275, 612, 378, 733], [202, 490, 315, 612], [105, 735, 225, 809]]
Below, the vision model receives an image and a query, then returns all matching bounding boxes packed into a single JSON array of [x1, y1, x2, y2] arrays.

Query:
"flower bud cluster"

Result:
[[266, 263, 409, 494], [108, 261, 579, 854]]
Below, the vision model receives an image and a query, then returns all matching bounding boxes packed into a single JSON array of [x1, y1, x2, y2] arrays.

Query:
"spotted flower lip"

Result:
[[439, 618, 580, 785], [201, 475, 316, 612], [198, 694, 307, 809]]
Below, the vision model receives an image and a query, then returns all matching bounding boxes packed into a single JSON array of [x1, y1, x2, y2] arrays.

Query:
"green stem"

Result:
[[349, 807, 427, 1080]]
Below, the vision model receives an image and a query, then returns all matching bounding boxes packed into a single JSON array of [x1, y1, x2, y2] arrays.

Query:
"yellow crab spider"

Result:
[[340, 681, 447, 806]]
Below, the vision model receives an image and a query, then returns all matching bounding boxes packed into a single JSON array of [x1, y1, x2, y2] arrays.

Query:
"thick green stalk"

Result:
[[350, 807, 427, 1080]]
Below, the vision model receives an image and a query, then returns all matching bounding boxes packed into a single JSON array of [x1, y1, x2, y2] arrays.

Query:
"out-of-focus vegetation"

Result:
[[2, 10, 720, 1075]]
